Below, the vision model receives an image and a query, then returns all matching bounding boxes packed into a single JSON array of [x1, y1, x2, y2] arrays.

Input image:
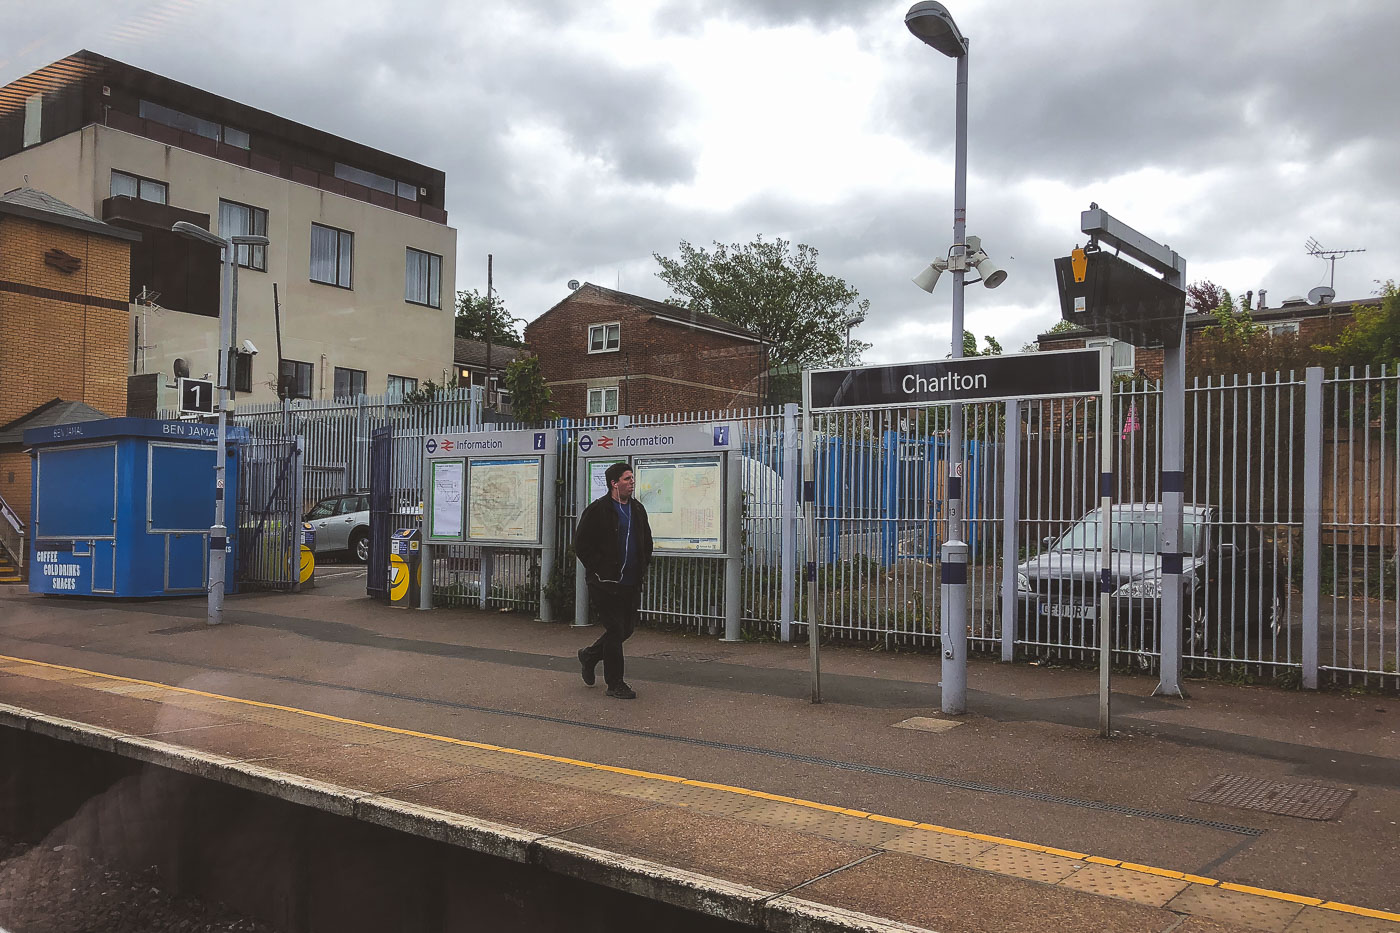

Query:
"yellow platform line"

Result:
[[1, 651, 1395, 924]]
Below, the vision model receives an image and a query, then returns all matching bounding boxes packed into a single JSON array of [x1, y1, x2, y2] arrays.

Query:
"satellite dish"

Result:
[[567, 280, 580, 290], [1308, 286, 1336, 305], [173, 357, 190, 378]]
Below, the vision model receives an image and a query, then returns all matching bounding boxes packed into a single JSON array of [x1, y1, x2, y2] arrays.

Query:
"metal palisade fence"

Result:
[[209, 369, 1399, 689]]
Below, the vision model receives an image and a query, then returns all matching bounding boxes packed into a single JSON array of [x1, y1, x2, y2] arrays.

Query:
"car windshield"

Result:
[[1053, 514, 1202, 555], [307, 500, 336, 520]]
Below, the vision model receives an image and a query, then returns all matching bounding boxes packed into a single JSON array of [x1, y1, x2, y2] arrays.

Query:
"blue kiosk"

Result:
[[26, 418, 238, 597]]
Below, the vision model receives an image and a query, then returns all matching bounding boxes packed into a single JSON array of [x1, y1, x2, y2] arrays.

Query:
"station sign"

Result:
[[574, 423, 737, 457], [808, 348, 1102, 411], [178, 377, 215, 416]]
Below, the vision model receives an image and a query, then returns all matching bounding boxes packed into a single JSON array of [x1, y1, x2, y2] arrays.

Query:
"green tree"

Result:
[[959, 331, 1002, 356], [454, 288, 523, 345], [653, 236, 872, 372], [1322, 280, 1400, 368], [503, 355, 554, 423]]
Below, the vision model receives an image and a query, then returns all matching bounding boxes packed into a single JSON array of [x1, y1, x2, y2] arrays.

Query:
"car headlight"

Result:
[[1017, 572, 1030, 593], [1114, 579, 1162, 598]]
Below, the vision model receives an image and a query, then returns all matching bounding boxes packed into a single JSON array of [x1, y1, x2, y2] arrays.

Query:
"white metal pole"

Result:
[[1098, 347, 1113, 737], [940, 44, 970, 715], [721, 449, 742, 642], [207, 242, 234, 626], [802, 371, 821, 702]]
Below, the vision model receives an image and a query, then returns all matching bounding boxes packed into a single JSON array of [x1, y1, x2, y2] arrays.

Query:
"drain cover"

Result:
[[1191, 774, 1353, 820]]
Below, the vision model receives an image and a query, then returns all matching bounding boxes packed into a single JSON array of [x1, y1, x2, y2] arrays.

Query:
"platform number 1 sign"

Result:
[[179, 377, 215, 415]]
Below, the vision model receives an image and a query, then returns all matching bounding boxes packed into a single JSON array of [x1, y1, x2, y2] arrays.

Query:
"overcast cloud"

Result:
[[3, 0, 1396, 362]]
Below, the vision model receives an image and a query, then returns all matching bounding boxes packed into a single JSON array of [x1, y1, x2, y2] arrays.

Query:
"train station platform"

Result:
[[1, 573, 1398, 933]]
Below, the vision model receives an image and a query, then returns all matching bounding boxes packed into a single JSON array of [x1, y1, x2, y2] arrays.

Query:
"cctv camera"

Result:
[[241, 339, 258, 355]]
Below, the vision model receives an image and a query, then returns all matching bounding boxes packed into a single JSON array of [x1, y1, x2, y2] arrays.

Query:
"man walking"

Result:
[[574, 462, 653, 699]]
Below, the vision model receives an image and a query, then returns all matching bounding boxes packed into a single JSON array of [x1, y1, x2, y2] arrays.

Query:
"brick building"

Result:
[[0, 186, 137, 544], [1034, 296, 1378, 378], [453, 336, 527, 414], [524, 284, 769, 417]]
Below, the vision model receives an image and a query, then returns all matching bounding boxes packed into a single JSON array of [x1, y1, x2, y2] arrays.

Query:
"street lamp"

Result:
[[843, 311, 866, 364], [906, 1, 976, 716], [171, 221, 269, 626]]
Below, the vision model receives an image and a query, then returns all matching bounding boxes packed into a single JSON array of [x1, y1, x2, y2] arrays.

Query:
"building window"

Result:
[[110, 170, 167, 204], [1086, 337, 1135, 374], [310, 223, 353, 288], [280, 359, 313, 399], [139, 99, 249, 149], [588, 323, 621, 353], [587, 386, 619, 416], [218, 200, 268, 271], [387, 374, 418, 399], [404, 248, 442, 307], [333, 163, 418, 202], [234, 353, 253, 394], [334, 367, 366, 399], [1267, 321, 1301, 336]]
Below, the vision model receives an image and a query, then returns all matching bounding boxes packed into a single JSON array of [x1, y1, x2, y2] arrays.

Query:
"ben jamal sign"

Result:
[[808, 348, 1103, 411]]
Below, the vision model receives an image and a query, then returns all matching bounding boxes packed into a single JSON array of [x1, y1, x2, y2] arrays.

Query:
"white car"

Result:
[[304, 493, 371, 562]]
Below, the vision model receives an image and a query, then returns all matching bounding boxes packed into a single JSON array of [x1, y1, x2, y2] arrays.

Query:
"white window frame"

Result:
[[587, 322, 621, 353], [1086, 337, 1135, 374], [587, 386, 619, 415], [1267, 321, 1301, 336]]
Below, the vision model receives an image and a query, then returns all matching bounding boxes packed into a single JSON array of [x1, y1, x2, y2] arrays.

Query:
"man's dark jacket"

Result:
[[575, 494, 654, 586]]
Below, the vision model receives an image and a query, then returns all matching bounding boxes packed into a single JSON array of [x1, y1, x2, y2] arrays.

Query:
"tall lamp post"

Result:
[[843, 311, 866, 364], [906, 1, 973, 715], [172, 221, 270, 626]]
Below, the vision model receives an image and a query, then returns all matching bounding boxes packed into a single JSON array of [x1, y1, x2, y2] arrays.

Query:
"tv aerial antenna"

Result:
[[1305, 237, 1365, 292]]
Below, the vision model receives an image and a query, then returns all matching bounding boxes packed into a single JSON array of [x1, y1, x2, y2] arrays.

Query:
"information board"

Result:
[[467, 457, 542, 543], [429, 459, 465, 539], [588, 460, 612, 502], [634, 455, 724, 552]]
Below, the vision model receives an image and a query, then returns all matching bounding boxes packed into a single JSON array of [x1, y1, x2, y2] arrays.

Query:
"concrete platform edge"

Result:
[[0, 702, 939, 933]]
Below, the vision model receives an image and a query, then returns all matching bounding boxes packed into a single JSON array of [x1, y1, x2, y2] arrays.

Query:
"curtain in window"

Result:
[[110, 172, 138, 198], [311, 225, 337, 284], [336, 231, 352, 287], [404, 250, 441, 306]]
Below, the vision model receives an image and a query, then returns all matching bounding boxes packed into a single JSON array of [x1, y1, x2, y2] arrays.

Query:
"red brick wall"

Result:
[[525, 286, 766, 417], [0, 215, 131, 526]]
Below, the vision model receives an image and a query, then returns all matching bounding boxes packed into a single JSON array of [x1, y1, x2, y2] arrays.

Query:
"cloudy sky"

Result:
[[5, 0, 1398, 362]]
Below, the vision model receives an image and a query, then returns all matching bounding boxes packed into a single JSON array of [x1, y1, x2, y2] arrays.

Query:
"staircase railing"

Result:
[[0, 492, 25, 579]]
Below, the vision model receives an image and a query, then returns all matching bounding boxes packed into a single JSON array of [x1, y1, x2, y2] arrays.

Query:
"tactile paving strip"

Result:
[[880, 828, 995, 866], [1166, 883, 1305, 931], [1058, 862, 1188, 907], [1191, 773, 1353, 821], [737, 801, 907, 847], [972, 845, 1083, 885]]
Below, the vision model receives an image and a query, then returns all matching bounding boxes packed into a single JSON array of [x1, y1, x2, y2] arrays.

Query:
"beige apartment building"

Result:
[[0, 51, 456, 407]]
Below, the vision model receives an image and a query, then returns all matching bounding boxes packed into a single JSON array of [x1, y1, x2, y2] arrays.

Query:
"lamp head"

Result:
[[905, 2, 967, 58]]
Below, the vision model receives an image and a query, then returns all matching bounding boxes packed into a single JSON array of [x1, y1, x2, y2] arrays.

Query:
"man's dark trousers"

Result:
[[582, 580, 639, 687]]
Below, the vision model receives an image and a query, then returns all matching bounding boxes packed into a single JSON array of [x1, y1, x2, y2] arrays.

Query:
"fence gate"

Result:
[[235, 432, 304, 591]]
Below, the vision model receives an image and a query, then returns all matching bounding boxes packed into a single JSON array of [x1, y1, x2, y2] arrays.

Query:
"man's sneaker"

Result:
[[577, 649, 596, 686], [605, 682, 637, 699]]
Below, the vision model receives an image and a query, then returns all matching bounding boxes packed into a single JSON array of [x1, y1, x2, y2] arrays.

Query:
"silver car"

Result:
[[304, 493, 371, 563]]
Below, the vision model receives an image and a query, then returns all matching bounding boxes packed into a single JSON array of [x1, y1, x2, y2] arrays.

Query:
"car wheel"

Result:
[[351, 530, 370, 564]]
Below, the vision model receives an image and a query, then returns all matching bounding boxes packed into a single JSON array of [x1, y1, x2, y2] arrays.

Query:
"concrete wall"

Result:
[[0, 125, 457, 405]]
